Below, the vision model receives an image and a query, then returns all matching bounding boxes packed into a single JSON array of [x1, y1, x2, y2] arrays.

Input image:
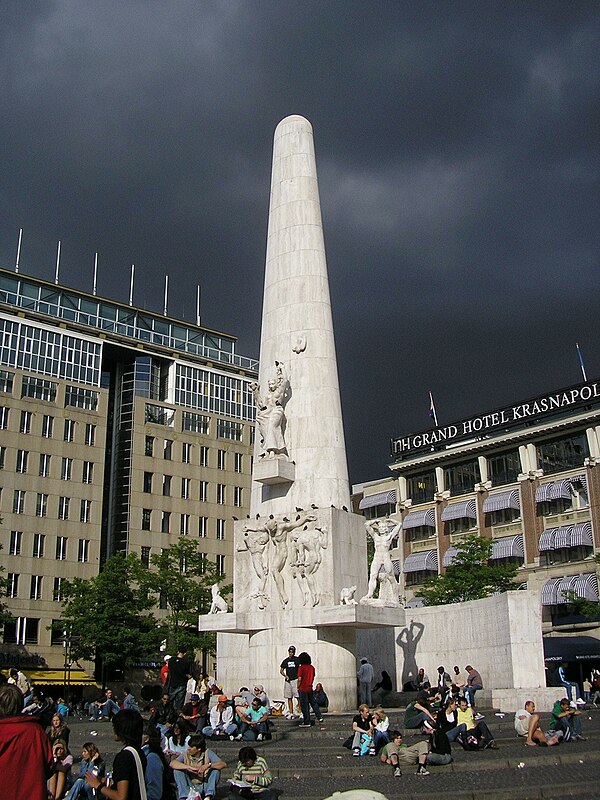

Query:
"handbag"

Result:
[[124, 746, 148, 800]]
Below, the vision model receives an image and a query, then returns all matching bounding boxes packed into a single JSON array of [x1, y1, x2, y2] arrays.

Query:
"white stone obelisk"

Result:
[[251, 115, 350, 517]]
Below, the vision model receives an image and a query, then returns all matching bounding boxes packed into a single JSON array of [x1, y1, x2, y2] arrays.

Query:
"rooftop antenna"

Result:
[[15, 228, 23, 273], [163, 274, 169, 316], [93, 253, 98, 296], [196, 284, 201, 326], [129, 263, 135, 306], [54, 240, 61, 284]]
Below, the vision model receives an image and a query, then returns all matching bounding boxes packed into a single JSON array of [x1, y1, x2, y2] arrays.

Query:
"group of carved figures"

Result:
[[237, 513, 328, 609]]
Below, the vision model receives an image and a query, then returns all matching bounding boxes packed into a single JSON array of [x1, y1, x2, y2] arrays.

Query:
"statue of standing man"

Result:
[[251, 361, 289, 458]]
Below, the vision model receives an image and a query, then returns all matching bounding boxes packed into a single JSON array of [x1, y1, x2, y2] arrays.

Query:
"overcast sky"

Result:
[[1, 1, 598, 484]]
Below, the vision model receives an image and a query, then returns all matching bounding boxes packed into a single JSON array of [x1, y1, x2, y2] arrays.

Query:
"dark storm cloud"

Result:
[[0, 1, 598, 482]]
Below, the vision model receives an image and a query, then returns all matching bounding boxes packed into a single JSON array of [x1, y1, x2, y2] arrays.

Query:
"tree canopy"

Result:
[[420, 534, 518, 606]]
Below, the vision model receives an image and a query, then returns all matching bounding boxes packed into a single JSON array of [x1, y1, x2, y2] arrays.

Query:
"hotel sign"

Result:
[[391, 379, 600, 459]]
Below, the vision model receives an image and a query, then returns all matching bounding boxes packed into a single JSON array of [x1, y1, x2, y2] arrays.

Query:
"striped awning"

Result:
[[403, 507, 436, 529], [571, 522, 593, 547], [442, 547, 460, 567], [539, 527, 559, 551], [571, 474, 588, 493], [405, 596, 426, 608], [483, 489, 520, 514], [441, 499, 477, 522], [403, 549, 438, 573], [535, 479, 573, 503], [490, 534, 524, 560], [542, 574, 599, 605], [359, 489, 397, 510]]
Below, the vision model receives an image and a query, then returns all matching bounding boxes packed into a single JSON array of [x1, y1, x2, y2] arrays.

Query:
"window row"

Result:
[[3, 450, 95, 482], [8, 531, 92, 561], [144, 436, 244, 472], [141, 511, 228, 539], [141, 474, 243, 505], [0, 408, 96, 444], [8, 491, 93, 521], [140, 548, 225, 577]]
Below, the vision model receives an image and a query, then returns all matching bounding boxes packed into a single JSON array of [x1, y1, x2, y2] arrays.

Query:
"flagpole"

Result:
[[576, 342, 587, 382], [54, 240, 61, 284], [429, 390, 438, 427], [15, 228, 23, 273]]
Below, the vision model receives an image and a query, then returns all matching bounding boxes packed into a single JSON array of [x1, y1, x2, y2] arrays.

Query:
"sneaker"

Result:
[[317, 718, 325, 723], [570, 701, 577, 709], [474, 713, 485, 720], [574, 734, 588, 741], [352, 748, 360, 757], [368, 747, 376, 756], [256, 734, 264, 741], [298, 723, 311, 728], [485, 740, 498, 749], [393, 767, 402, 777], [229, 735, 236, 741], [416, 765, 430, 775], [235, 734, 243, 740], [576, 699, 586, 706]]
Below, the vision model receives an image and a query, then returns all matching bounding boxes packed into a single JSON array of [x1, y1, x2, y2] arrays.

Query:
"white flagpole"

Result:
[[576, 342, 588, 382], [163, 275, 169, 316], [15, 228, 23, 273], [129, 264, 135, 306], [429, 390, 438, 427], [93, 253, 98, 296], [196, 284, 201, 326], [54, 240, 61, 284]]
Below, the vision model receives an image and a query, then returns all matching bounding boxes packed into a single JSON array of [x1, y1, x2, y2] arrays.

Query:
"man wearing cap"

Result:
[[280, 645, 300, 719], [161, 655, 171, 688], [201, 694, 238, 739]]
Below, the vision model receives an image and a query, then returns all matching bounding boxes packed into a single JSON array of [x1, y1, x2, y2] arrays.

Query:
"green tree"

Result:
[[59, 552, 161, 674], [0, 542, 14, 634], [420, 534, 518, 606], [136, 537, 227, 655]]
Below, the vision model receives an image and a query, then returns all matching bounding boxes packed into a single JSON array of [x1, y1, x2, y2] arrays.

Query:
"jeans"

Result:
[[238, 720, 269, 740], [445, 723, 467, 742], [173, 768, 220, 799], [170, 686, 186, 712], [426, 752, 452, 765], [201, 723, 237, 738], [404, 711, 433, 729], [555, 714, 583, 738], [64, 778, 94, 800], [560, 680, 582, 702], [373, 729, 390, 751], [299, 690, 322, 724], [465, 685, 482, 707], [91, 699, 120, 720], [359, 682, 372, 706]]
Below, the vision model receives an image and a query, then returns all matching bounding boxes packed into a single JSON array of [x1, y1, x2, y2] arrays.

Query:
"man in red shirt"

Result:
[[0, 684, 54, 800]]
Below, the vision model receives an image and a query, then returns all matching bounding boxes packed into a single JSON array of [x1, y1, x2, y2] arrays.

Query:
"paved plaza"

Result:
[[63, 704, 600, 800]]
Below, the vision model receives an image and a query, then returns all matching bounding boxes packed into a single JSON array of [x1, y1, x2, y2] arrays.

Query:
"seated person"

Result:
[[171, 733, 226, 800], [179, 694, 207, 734], [48, 739, 73, 800], [149, 692, 177, 737], [404, 692, 436, 734], [457, 697, 497, 749], [379, 730, 430, 776], [549, 697, 586, 741], [142, 721, 171, 800], [313, 682, 329, 711], [228, 745, 276, 799], [164, 721, 190, 759], [88, 689, 120, 721], [251, 684, 270, 710], [201, 695, 237, 739], [427, 728, 453, 766], [237, 697, 270, 741], [465, 665, 483, 709], [121, 686, 140, 713], [437, 697, 467, 742], [237, 687, 255, 707], [515, 700, 559, 747], [371, 707, 390, 753], [372, 671, 393, 704], [64, 742, 105, 800], [351, 704, 373, 756]]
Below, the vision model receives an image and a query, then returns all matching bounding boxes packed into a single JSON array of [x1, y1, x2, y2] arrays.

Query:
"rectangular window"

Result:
[[199, 517, 208, 538], [142, 509, 152, 531], [32, 533, 45, 558], [198, 552, 207, 575], [217, 419, 243, 441], [0, 445, 5, 469], [20, 410, 32, 434], [216, 484, 226, 504], [0, 369, 14, 393], [216, 519, 225, 540], [82, 461, 94, 484], [39, 453, 51, 477], [143, 472, 153, 493], [61, 457, 73, 481], [64, 419, 75, 442], [58, 496, 70, 520], [36, 493, 48, 517], [217, 449, 226, 470], [199, 481, 208, 502], [65, 385, 99, 410], [56, 536, 68, 560], [0, 407, 9, 430], [443, 460, 481, 496], [13, 489, 25, 514], [85, 423, 96, 446], [7, 573, 19, 598], [181, 477, 191, 499], [145, 403, 171, 425], [141, 546, 151, 567], [163, 475, 171, 496], [234, 452, 243, 473], [16, 449, 28, 474], [3, 617, 39, 645], [80, 499, 92, 523], [200, 446, 209, 467], [181, 411, 210, 434], [406, 471, 436, 504], [42, 414, 54, 438], [182, 442, 192, 464], [21, 376, 57, 402], [488, 449, 521, 487], [216, 554, 225, 577], [30, 575, 43, 600], [78, 539, 90, 562], [53, 578, 64, 602], [537, 433, 589, 474], [164, 440, 173, 460], [9, 530, 22, 556], [233, 486, 243, 507], [145, 435, 154, 456], [180, 514, 190, 536], [161, 511, 170, 534]]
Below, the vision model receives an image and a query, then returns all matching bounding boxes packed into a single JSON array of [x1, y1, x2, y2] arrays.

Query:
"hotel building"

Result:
[[0, 266, 257, 681]]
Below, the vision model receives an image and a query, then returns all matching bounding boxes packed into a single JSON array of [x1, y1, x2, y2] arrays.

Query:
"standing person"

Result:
[[296, 651, 324, 728], [85, 709, 147, 800], [184, 672, 197, 706], [228, 746, 275, 799], [168, 648, 191, 712], [357, 657, 374, 706], [8, 667, 31, 704], [171, 733, 226, 800], [160, 656, 171, 689], [557, 662, 585, 705], [0, 684, 54, 800], [464, 665, 484, 709], [279, 645, 300, 719]]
